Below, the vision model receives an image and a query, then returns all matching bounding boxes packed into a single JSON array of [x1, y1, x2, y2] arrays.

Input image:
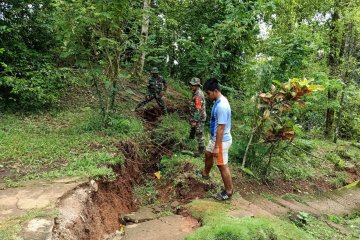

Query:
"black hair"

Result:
[[203, 78, 221, 92]]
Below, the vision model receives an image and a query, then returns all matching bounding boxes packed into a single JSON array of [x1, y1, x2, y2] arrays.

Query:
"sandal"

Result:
[[214, 190, 233, 201], [195, 170, 210, 180]]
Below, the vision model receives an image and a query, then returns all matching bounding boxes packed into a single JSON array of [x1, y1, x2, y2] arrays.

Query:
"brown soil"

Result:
[[51, 108, 169, 240], [175, 177, 209, 202], [0, 163, 14, 185], [155, 162, 216, 207], [232, 174, 335, 197], [344, 167, 360, 184], [52, 141, 143, 240]]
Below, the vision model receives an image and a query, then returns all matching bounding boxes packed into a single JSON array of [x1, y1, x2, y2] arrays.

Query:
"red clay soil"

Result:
[[52, 142, 143, 240]]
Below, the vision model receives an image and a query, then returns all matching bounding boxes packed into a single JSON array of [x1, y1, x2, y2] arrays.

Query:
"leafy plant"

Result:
[[52, 0, 141, 126], [293, 212, 311, 227], [247, 78, 324, 177], [152, 113, 196, 152], [133, 181, 158, 205]]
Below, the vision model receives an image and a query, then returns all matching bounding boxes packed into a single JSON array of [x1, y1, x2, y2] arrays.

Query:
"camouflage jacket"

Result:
[[147, 75, 167, 95], [190, 88, 206, 123]]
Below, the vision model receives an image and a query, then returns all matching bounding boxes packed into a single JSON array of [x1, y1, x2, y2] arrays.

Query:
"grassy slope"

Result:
[[0, 106, 144, 186], [0, 78, 359, 239], [0, 77, 358, 188]]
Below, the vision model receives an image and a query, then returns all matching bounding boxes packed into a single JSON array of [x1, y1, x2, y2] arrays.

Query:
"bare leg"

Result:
[[217, 164, 233, 194], [203, 151, 213, 177]]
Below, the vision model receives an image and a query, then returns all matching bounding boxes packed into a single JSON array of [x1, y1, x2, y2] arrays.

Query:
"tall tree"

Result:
[[147, 0, 260, 86], [52, 0, 141, 125], [0, 0, 64, 109], [325, 0, 341, 138], [133, 0, 151, 77]]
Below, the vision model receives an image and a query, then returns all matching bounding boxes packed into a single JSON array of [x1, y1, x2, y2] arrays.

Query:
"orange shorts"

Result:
[[205, 139, 232, 165]]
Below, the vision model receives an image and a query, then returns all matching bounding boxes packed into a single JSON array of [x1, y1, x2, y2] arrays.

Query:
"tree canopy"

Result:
[[0, 0, 359, 140]]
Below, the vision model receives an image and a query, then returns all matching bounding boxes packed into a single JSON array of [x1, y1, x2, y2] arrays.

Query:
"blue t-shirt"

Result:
[[210, 95, 232, 142]]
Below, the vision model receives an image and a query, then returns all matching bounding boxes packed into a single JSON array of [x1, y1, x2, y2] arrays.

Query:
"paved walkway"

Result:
[[0, 177, 85, 240], [230, 186, 360, 218], [122, 184, 360, 240], [0, 179, 359, 240]]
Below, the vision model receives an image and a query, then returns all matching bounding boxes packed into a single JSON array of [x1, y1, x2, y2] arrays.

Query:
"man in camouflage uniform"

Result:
[[135, 67, 167, 114], [189, 77, 206, 156]]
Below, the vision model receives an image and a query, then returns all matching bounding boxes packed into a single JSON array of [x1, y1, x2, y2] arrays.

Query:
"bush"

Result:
[[325, 152, 342, 164], [153, 113, 196, 152], [82, 111, 144, 136], [0, 64, 69, 110]]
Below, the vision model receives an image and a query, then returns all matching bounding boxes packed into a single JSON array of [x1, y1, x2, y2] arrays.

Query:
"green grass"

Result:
[[186, 200, 313, 240], [0, 107, 144, 185], [152, 113, 198, 152], [260, 138, 359, 183], [133, 180, 159, 205], [160, 154, 203, 177], [186, 199, 360, 240], [296, 214, 357, 240], [167, 78, 192, 99]]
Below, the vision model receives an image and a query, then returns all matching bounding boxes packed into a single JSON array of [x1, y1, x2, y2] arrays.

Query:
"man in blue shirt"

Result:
[[200, 78, 233, 200]]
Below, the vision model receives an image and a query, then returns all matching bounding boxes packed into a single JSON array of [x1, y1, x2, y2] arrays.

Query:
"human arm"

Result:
[[213, 104, 227, 157], [190, 95, 202, 126], [162, 77, 167, 92], [213, 124, 225, 158]]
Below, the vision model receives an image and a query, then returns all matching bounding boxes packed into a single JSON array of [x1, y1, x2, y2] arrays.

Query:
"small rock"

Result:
[[89, 180, 98, 192], [152, 206, 162, 214], [123, 207, 157, 223], [170, 201, 180, 208]]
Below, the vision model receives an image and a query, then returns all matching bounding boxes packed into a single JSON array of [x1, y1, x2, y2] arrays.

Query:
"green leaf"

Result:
[[240, 166, 256, 178]]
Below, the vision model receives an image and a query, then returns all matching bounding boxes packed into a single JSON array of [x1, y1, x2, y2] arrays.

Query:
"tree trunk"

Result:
[[325, 0, 340, 138], [334, 90, 345, 143], [133, 0, 150, 77], [334, 22, 355, 143], [263, 143, 276, 178], [325, 92, 336, 138]]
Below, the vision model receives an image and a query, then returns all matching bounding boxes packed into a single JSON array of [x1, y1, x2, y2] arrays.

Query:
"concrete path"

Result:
[[1, 179, 359, 240], [230, 187, 360, 219], [0, 177, 86, 240], [122, 185, 360, 240], [121, 215, 199, 240]]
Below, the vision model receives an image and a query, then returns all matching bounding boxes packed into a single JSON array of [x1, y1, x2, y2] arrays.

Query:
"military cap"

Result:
[[151, 67, 159, 74], [189, 77, 202, 87]]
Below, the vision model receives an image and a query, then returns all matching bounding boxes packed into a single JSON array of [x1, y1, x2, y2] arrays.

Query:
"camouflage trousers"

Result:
[[189, 121, 205, 152], [136, 93, 167, 113]]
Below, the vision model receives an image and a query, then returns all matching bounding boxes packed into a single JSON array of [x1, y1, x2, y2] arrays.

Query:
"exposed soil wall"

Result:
[[51, 142, 143, 240]]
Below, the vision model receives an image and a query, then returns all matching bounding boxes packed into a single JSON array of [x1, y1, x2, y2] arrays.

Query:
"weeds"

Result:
[[152, 113, 197, 152], [133, 181, 159, 205], [330, 172, 348, 188]]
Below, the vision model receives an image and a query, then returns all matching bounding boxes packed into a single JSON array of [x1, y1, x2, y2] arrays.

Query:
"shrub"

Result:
[[82, 112, 144, 137], [0, 64, 69, 110], [153, 113, 196, 152]]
